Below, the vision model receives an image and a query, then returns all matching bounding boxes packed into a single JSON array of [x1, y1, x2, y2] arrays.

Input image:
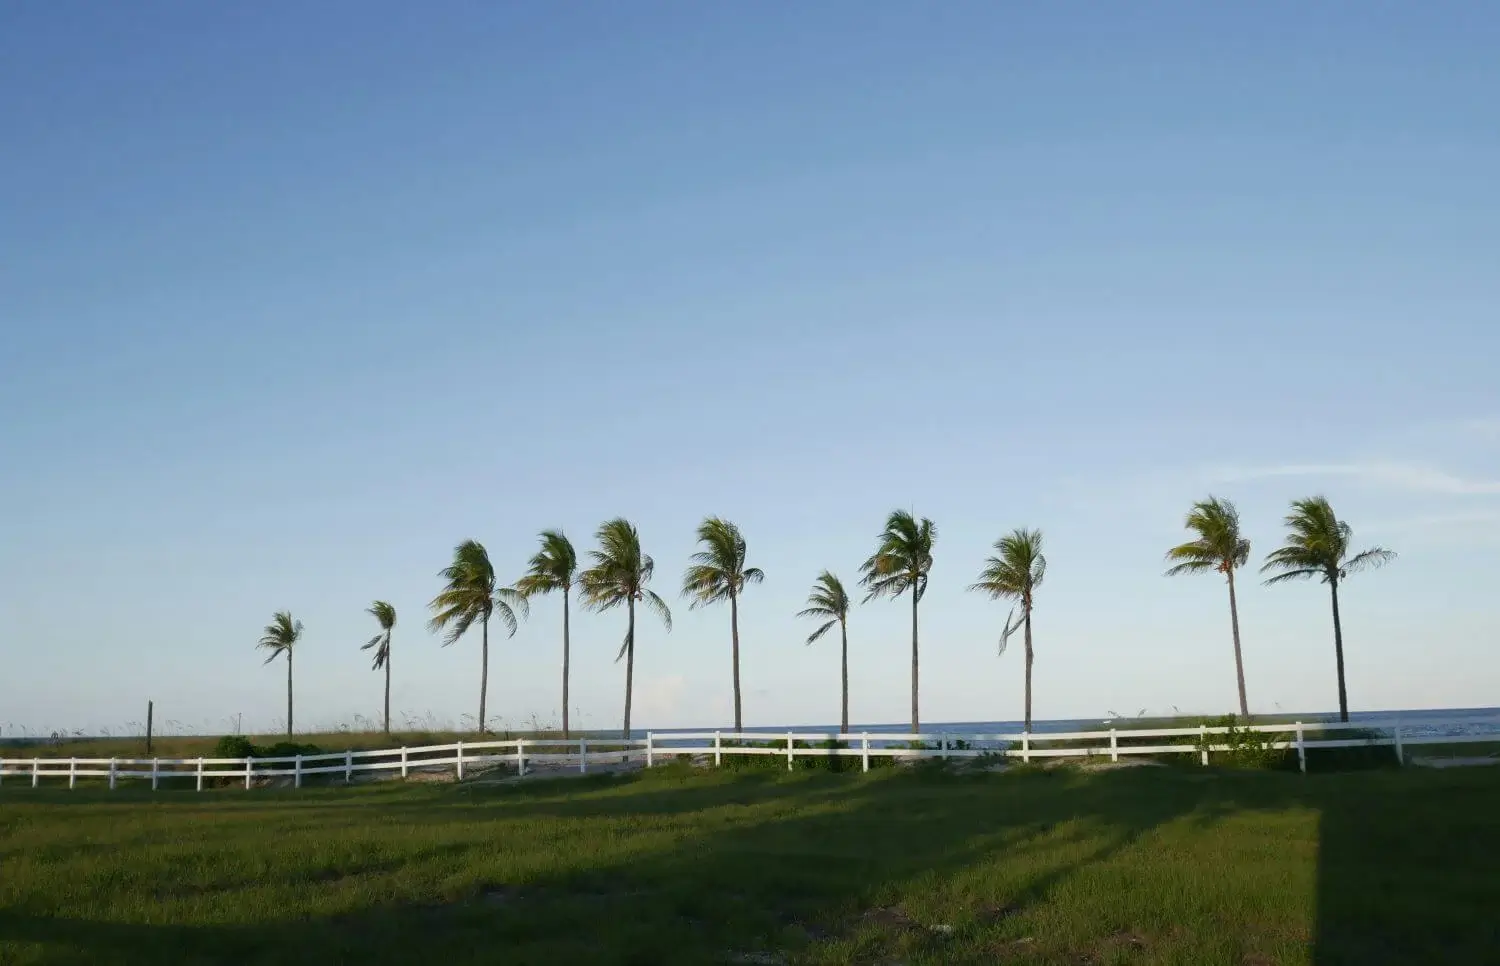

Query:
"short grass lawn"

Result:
[[1, 763, 1497, 965]]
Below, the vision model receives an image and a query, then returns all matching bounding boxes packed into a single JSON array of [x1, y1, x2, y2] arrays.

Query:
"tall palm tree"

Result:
[[1261, 496, 1395, 722], [362, 601, 396, 734], [1166, 497, 1252, 717], [428, 540, 527, 734], [257, 611, 303, 737], [970, 529, 1047, 732], [579, 518, 672, 740], [682, 517, 764, 731], [516, 530, 579, 739], [798, 571, 853, 733], [859, 509, 935, 734]]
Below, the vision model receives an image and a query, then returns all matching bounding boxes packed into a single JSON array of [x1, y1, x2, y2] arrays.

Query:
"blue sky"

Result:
[[2, 3, 1497, 736]]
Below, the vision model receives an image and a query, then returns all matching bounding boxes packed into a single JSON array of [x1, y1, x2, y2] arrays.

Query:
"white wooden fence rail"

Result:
[[0, 718, 1494, 790]]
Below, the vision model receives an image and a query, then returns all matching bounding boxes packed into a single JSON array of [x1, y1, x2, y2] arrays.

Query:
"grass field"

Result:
[[2, 764, 1497, 965]]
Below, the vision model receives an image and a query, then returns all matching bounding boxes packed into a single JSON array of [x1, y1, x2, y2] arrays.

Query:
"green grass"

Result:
[[2, 764, 1497, 965]]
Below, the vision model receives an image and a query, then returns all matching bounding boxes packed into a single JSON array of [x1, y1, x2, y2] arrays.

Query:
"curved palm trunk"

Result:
[[1226, 570, 1249, 718], [730, 592, 743, 731], [623, 595, 636, 740], [910, 590, 920, 734], [383, 636, 391, 734], [285, 654, 294, 735], [1330, 580, 1349, 723], [562, 588, 571, 740], [839, 619, 849, 733], [1023, 607, 1034, 733], [478, 615, 489, 734]]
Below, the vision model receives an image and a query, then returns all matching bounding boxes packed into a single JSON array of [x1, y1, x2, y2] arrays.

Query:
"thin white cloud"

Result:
[[1209, 461, 1500, 496]]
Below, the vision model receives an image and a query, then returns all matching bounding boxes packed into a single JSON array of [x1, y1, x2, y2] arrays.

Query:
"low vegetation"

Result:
[[2, 764, 1497, 964]]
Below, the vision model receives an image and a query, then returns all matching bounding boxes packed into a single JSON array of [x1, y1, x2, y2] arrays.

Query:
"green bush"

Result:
[[213, 735, 256, 759], [260, 741, 325, 760], [1195, 716, 1293, 770]]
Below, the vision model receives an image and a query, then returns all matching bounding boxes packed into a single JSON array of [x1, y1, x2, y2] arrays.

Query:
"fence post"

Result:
[[1199, 724, 1209, 766], [246, 756, 254, 790], [1393, 720, 1405, 766], [645, 733, 653, 769], [196, 757, 204, 792], [714, 731, 722, 768], [32, 758, 39, 788], [0, 758, 4, 788], [456, 741, 465, 782], [861, 733, 870, 773], [941, 733, 950, 761], [1022, 733, 1031, 764], [786, 731, 795, 771], [69, 757, 77, 789], [294, 755, 303, 789], [1110, 729, 1119, 763], [1295, 722, 1306, 774], [518, 738, 527, 777], [345, 750, 353, 784], [400, 747, 409, 779], [580, 737, 588, 774], [152, 758, 160, 790]]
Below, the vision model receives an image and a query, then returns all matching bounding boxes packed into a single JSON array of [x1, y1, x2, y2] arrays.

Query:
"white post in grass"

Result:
[[1295, 722, 1306, 774], [861, 733, 870, 773], [69, 757, 77, 789], [645, 733, 653, 769], [455, 741, 464, 782], [32, 759, 39, 788], [245, 756, 254, 790], [151, 758, 160, 790], [579, 737, 588, 774], [1110, 729, 1119, 763], [400, 747, 409, 779], [1200, 724, 1209, 766], [196, 757, 204, 792], [786, 731, 794, 771], [941, 733, 950, 761], [714, 731, 722, 768], [517, 738, 526, 777], [345, 750, 353, 784], [294, 755, 303, 789], [1393, 720, 1405, 766], [109, 758, 117, 790], [1022, 733, 1031, 764], [0, 759, 5, 788]]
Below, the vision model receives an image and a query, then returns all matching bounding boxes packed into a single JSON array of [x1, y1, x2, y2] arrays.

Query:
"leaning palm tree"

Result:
[[257, 611, 303, 737], [859, 510, 935, 734], [515, 530, 579, 738], [1261, 496, 1395, 722], [970, 529, 1047, 732], [682, 517, 764, 731], [428, 540, 527, 733], [1166, 497, 1253, 717], [362, 601, 396, 734], [798, 571, 853, 732], [579, 518, 672, 740]]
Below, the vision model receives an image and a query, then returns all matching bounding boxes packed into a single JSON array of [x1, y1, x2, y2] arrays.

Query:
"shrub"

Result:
[[1195, 715, 1293, 770], [213, 735, 256, 759]]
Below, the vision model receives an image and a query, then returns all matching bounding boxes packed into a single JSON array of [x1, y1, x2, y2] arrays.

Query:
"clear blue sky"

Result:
[[2, 2, 1497, 736]]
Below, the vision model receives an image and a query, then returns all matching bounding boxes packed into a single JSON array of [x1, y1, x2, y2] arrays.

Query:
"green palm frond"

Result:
[[579, 517, 672, 625], [516, 529, 577, 598], [1261, 496, 1396, 585], [366, 600, 397, 630], [1165, 496, 1249, 578], [257, 610, 302, 665], [969, 529, 1046, 608], [427, 540, 528, 644], [682, 517, 760, 608], [859, 510, 935, 604], [362, 600, 394, 670], [798, 570, 850, 645]]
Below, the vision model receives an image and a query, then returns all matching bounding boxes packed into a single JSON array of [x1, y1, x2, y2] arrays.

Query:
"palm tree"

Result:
[[1166, 497, 1252, 717], [859, 510, 935, 734], [428, 540, 527, 733], [1261, 496, 1395, 722], [579, 518, 672, 740], [362, 601, 396, 734], [797, 571, 852, 732], [516, 530, 578, 739], [682, 517, 764, 731], [970, 529, 1047, 732], [257, 611, 303, 737]]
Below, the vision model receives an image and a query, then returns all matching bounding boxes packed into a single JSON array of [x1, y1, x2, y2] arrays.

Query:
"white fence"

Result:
[[1, 718, 1496, 791]]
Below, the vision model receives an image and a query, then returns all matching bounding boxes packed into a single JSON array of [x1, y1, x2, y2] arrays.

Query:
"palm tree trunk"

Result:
[[1226, 570, 1249, 718], [730, 592, 743, 732], [479, 615, 489, 734], [286, 650, 294, 737], [1023, 606, 1033, 733], [910, 589, 920, 734], [623, 596, 636, 740], [383, 636, 391, 734], [1330, 580, 1349, 723], [562, 587, 571, 740], [840, 620, 849, 733]]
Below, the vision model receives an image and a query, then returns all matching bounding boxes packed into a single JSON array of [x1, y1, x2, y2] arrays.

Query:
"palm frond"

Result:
[[641, 588, 673, 631], [682, 517, 758, 607], [257, 610, 302, 663], [1262, 566, 1323, 585], [516, 529, 577, 598], [428, 539, 497, 644], [805, 619, 837, 645], [969, 529, 1045, 604], [858, 510, 936, 602], [366, 600, 396, 630], [1343, 547, 1396, 575]]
